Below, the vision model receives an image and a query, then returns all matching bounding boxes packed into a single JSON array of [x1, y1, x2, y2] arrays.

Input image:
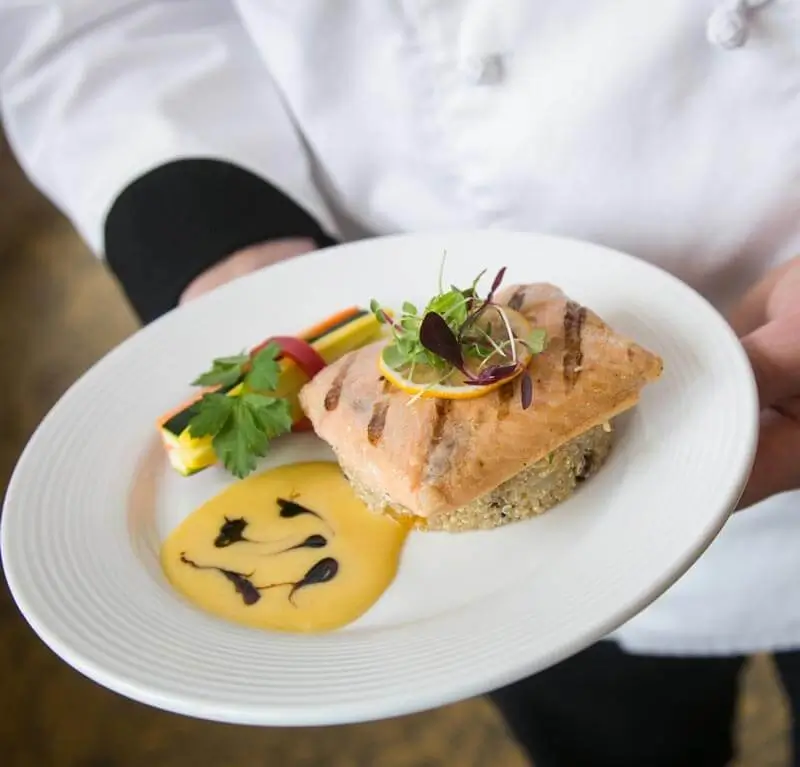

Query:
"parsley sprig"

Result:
[[187, 343, 293, 478], [370, 260, 548, 409]]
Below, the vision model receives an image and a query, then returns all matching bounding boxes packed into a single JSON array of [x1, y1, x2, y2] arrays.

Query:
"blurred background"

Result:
[[0, 126, 793, 766]]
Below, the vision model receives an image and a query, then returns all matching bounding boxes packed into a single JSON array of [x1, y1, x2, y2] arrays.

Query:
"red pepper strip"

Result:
[[248, 335, 327, 380], [249, 337, 277, 357], [267, 336, 327, 380], [272, 338, 324, 433], [249, 336, 325, 433]]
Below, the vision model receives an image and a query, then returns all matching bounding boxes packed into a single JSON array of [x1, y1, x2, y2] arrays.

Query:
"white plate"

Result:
[[1, 231, 758, 726]]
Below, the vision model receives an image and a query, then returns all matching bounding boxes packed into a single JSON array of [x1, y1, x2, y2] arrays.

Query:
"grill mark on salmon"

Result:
[[563, 300, 587, 389], [366, 399, 391, 446], [497, 380, 516, 420], [430, 398, 451, 447], [324, 356, 355, 411], [423, 399, 456, 485], [508, 286, 527, 310]]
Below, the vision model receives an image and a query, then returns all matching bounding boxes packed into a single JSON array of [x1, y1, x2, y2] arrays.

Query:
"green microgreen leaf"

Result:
[[526, 329, 549, 355], [381, 343, 407, 369]]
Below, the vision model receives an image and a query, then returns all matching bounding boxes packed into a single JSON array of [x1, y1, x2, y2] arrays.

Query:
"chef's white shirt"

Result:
[[1, 0, 798, 655]]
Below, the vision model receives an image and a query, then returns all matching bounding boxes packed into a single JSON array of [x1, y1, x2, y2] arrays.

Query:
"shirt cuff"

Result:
[[103, 158, 336, 324]]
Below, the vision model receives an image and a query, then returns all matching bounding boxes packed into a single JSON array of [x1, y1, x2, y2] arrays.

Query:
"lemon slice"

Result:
[[379, 307, 535, 401], [378, 355, 521, 400]]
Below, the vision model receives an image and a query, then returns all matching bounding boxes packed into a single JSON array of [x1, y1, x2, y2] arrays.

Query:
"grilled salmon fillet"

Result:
[[299, 283, 663, 530]]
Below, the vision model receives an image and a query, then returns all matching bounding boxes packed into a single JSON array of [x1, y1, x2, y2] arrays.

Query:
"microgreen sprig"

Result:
[[370, 258, 548, 409]]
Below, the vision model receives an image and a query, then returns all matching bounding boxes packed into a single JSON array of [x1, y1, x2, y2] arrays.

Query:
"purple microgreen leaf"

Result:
[[520, 371, 533, 409], [386, 311, 402, 331], [486, 266, 507, 304], [419, 311, 464, 370], [460, 268, 509, 340], [466, 363, 520, 385]]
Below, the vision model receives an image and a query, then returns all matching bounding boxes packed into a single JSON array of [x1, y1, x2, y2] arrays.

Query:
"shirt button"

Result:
[[461, 53, 505, 85]]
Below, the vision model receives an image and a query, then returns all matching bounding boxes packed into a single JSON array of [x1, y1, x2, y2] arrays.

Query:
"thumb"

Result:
[[737, 404, 800, 510], [740, 310, 800, 408]]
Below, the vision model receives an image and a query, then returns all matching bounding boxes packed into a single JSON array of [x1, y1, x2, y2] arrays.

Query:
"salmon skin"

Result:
[[299, 283, 663, 519]]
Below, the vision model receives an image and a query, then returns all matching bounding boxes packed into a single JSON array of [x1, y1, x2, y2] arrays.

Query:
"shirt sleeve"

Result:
[[0, 0, 337, 321]]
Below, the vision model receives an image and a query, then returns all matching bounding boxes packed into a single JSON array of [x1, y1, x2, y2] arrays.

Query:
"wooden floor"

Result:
[[0, 133, 792, 766]]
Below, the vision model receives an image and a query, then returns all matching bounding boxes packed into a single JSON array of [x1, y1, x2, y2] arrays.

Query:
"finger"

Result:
[[736, 405, 800, 511], [220, 237, 318, 277], [181, 237, 317, 303], [740, 310, 800, 407], [767, 257, 800, 322], [727, 255, 800, 336], [244, 237, 318, 267]]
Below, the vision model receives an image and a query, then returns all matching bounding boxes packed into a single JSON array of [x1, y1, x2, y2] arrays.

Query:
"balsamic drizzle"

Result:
[[180, 553, 262, 605], [258, 534, 328, 557], [179, 552, 339, 607], [182, 497, 337, 607], [214, 516, 252, 548], [277, 497, 334, 535], [212, 497, 331, 551], [259, 557, 339, 606], [276, 498, 325, 522], [279, 534, 328, 552]]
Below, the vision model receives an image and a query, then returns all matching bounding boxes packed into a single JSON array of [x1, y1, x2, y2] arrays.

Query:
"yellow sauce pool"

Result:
[[161, 462, 409, 633]]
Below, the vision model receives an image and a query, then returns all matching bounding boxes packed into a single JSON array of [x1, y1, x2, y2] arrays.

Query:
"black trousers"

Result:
[[490, 641, 800, 767]]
